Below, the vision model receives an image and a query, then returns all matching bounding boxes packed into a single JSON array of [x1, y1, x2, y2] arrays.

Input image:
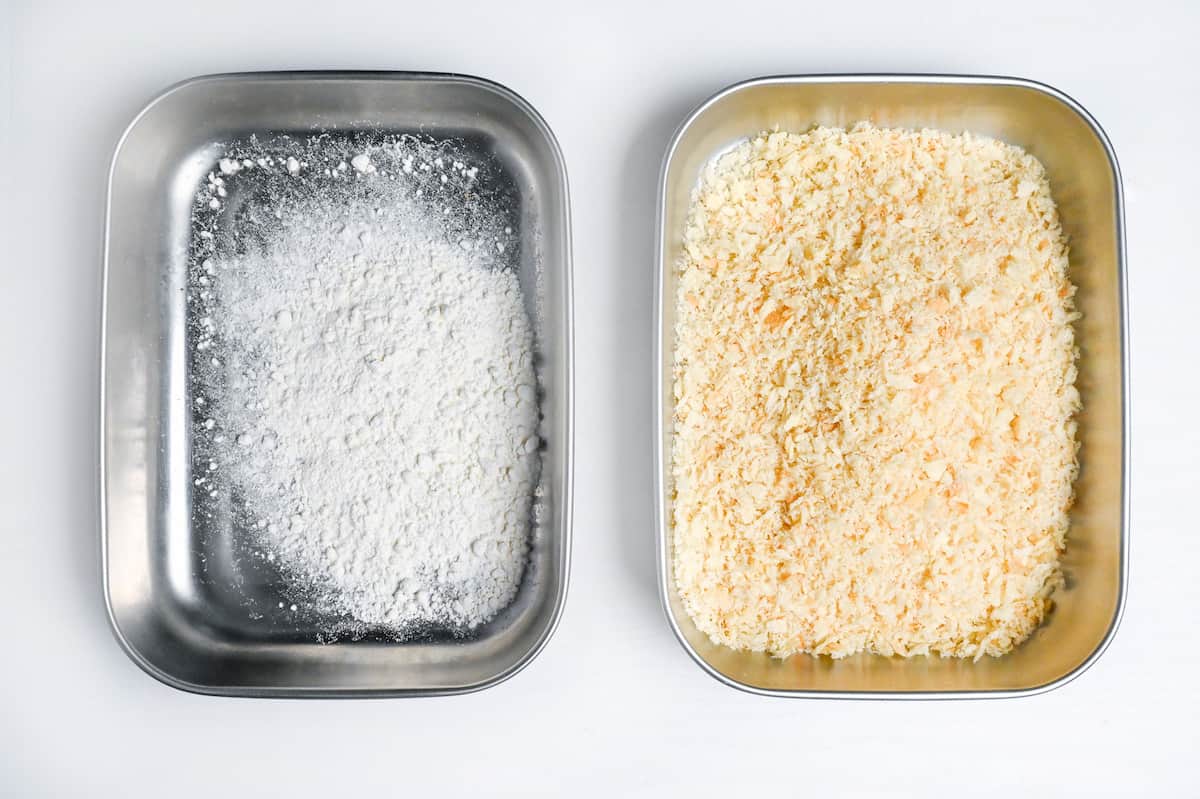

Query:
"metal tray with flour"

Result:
[[102, 72, 573, 696], [654, 74, 1128, 698]]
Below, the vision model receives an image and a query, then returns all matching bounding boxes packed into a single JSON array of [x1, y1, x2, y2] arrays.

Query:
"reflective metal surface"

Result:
[[102, 72, 573, 696], [655, 75, 1128, 697]]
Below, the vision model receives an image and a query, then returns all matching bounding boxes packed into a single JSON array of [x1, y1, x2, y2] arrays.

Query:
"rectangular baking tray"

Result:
[[654, 74, 1128, 698], [102, 72, 573, 697]]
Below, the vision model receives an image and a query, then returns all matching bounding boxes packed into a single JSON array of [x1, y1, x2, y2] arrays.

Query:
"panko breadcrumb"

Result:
[[671, 124, 1080, 660]]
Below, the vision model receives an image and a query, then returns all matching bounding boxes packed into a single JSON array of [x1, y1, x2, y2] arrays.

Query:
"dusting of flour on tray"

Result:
[[188, 135, 539, 638]]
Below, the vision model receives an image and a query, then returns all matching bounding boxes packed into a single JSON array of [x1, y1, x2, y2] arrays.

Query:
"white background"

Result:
[[2, 0, 1198, 795]]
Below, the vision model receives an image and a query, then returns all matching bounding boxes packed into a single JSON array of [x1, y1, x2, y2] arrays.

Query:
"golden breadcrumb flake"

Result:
[[671, 124, 1080, 659]]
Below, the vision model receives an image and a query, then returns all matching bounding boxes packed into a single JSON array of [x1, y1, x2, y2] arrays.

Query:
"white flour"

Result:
[[189, 136, 539, 636]]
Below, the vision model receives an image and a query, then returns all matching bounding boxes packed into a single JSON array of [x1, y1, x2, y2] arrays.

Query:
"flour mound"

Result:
[[190, 136, 539, 637]]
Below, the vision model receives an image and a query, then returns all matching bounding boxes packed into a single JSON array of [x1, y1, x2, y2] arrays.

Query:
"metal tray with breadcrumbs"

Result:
[[654, 74, 1128, 698]]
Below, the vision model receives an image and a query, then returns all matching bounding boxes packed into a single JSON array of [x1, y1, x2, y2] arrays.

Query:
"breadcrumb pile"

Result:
[[672, 124, 1080, 659]]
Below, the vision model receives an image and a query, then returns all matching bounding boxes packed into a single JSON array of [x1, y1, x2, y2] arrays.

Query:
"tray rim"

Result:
[[652, 72, 1130, 699], [100, 69, 575, 698]]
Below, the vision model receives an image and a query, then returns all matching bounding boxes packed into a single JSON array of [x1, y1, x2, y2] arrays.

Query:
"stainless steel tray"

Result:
[[102, 72, 573, 696], [654, 74, 1128, 698]]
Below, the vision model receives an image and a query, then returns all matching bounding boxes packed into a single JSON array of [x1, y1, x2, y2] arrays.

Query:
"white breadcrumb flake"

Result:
[[672, 124, 1080, 660]]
